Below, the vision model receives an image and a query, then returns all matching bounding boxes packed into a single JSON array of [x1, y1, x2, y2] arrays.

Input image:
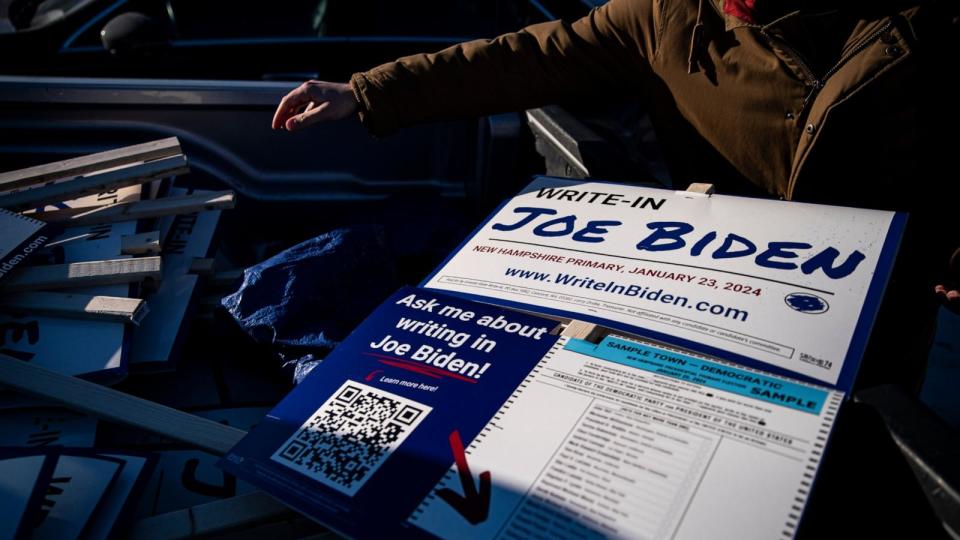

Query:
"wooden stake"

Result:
[[0, 257, 161, 293], [562, 320, 606, 342], [121, 231, 162, 255], [0, 155, 189, 211], [0, 353, 246, 455], [685, 183, 715, 195], [32, 190, 235, 227], [0, 291, 148, 324], [0, 138, 181, 193]]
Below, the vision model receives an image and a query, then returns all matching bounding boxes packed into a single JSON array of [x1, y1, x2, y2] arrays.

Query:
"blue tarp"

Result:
[[222, 225, 399, 382]]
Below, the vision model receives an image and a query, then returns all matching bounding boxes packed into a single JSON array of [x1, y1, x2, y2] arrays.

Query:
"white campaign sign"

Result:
[[423, 178, 901, 388]]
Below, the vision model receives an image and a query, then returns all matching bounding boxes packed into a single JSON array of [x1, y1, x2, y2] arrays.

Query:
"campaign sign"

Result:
[[218, 287, 559, 538], [423, 177, 904, 390]]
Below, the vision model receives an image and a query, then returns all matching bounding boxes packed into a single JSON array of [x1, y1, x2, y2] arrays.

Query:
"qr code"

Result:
[[270, 380, 431, 496]]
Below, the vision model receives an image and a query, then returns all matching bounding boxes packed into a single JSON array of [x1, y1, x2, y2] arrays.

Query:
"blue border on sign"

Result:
[[833, 211, 907, 392], [421, 176, 904, 393]]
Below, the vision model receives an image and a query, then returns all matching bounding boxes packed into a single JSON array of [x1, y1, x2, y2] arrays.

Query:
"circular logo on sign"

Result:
[[784, 293, 829, 314]]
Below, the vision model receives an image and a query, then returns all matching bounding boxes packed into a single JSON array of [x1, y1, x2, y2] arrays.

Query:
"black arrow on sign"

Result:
[[437, 430, 491, 525]]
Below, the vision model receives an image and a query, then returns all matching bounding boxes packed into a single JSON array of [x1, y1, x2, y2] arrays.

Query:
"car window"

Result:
[[1, 0, 94, 33], [65, 0, 551, 49], [159, 0, 316, 39], [167, 0, 543, 40]]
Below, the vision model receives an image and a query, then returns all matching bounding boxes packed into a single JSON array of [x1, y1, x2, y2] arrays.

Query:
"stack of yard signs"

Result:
[[129, 187, 224, 372], [0, 446, 158, 540], [0, 358, 305, 539], [0, 137, 236, 381], [0, 138, 242, 539]]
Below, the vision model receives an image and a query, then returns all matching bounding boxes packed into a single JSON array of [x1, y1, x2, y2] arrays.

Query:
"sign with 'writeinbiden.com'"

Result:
[[423, 177, 904, 390]]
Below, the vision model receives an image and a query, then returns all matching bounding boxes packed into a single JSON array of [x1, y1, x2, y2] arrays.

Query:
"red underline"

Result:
[[363, 352, 478, 384], [377, 359, 444, 379]]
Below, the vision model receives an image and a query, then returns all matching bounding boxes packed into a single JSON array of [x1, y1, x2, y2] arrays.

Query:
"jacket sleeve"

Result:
[[349, 0, 658, 136]]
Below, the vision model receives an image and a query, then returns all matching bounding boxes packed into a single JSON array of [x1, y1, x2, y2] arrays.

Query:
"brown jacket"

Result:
[[349, 0, 958, 388], [350, 0, 957, 209]]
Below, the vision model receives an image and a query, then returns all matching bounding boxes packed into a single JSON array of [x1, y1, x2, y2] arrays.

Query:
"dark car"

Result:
[[0, 0, 594, 80]]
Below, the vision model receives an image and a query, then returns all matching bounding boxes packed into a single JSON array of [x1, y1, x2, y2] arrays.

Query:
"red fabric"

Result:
[[723, 0, 758, 23]]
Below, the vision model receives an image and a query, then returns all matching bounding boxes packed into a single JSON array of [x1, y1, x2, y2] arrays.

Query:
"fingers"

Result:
[[272, 81, 356, 131], [935, 284, 960, 314], [272, 83, 313, 130], [285, 101, 333, 131], [935, 284, 960, 300]]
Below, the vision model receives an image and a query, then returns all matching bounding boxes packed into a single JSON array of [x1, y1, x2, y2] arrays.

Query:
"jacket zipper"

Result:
[[759, 20, 896, 199], [762, 20, 894, 115]]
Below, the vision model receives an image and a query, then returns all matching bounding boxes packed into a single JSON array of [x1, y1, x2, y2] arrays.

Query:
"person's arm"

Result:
[[273, 0, 659, 134]]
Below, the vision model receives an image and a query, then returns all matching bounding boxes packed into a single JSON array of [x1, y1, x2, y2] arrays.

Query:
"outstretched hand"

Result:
[[272, 80, 358, 131]]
